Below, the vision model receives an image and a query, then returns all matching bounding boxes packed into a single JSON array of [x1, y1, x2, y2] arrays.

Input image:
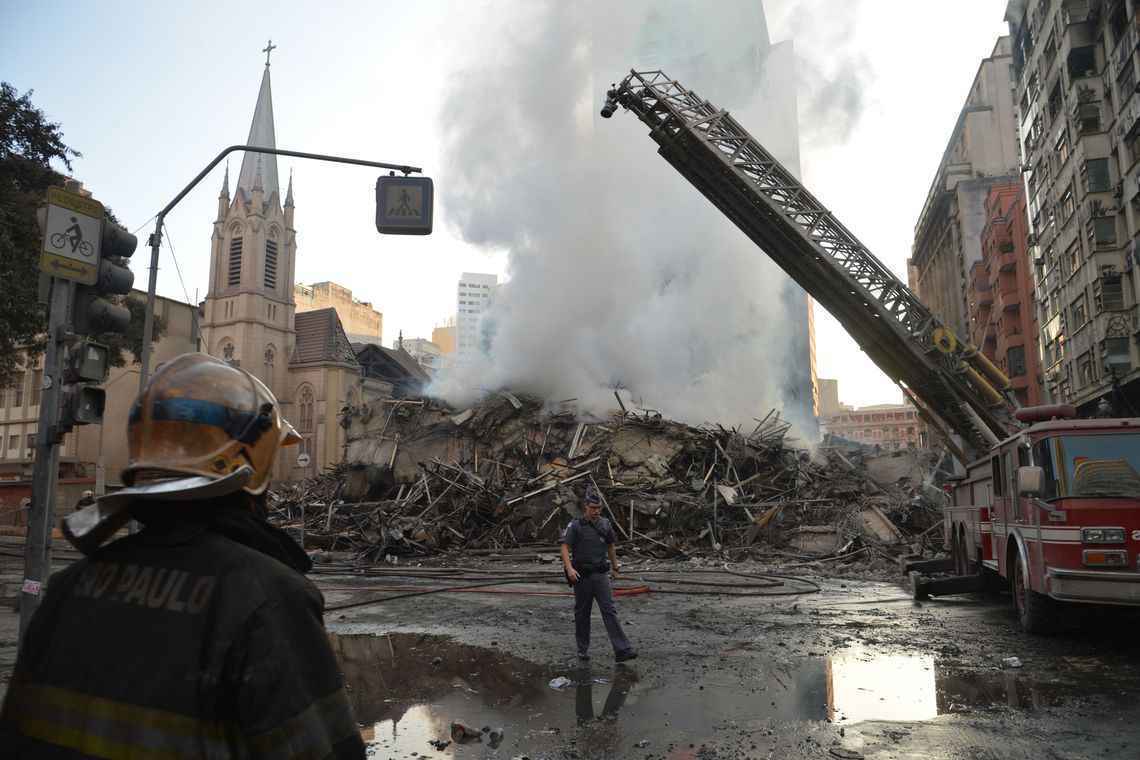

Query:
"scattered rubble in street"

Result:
[[269, 393, 951, 576]]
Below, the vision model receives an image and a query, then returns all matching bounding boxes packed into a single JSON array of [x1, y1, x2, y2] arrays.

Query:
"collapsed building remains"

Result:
[[269, 393, 950, 572]]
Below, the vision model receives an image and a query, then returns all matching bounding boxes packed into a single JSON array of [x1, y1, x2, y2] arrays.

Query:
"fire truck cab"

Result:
[[946, 412, 1140, 632]]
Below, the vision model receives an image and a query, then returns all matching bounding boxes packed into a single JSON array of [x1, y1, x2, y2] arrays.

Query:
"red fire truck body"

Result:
[[946, 417, 1140, 631]]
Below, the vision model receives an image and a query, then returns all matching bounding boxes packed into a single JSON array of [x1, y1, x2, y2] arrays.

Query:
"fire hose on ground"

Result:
[[320, 564, 822, 613]]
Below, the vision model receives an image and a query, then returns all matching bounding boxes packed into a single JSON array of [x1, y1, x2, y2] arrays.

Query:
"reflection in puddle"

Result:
[[828, 648, 937, 722], [330, 633, 1135, 756]]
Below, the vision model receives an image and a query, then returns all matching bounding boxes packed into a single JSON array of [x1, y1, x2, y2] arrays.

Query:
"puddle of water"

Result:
[[331, 633, 1137, 757]]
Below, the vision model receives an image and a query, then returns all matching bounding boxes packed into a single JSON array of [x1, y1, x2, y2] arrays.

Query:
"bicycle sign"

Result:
[[40, 187, 104, 285]]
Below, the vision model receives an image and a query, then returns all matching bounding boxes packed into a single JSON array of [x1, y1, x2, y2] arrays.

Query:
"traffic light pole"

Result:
[[138, 144, 422, 393], [19, 277, 74, 644]]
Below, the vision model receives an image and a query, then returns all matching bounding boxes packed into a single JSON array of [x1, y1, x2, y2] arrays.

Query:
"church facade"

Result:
[[199, 58, 370, 480]]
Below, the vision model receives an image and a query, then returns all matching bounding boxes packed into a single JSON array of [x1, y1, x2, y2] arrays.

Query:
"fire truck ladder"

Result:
[[602, 70, 1017, 456]]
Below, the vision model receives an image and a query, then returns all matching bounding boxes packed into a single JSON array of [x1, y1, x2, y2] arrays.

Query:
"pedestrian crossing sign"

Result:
[[375, 175, 433, 235]]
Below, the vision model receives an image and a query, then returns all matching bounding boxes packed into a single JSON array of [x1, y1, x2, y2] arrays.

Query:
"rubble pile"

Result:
[[268, 393, 947, 566]]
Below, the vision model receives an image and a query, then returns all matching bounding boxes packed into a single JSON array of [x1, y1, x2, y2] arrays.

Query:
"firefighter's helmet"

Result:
[[105, 352, 301, 507]]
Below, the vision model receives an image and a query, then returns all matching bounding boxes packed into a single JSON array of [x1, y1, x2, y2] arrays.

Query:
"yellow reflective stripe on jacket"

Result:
[[249, 688, 359, 758], [6, 682, 239, 759]]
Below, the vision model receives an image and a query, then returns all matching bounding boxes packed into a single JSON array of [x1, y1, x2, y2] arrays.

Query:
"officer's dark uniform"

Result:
[[0, 503, 365, 758], [561, 516, 634, 658]]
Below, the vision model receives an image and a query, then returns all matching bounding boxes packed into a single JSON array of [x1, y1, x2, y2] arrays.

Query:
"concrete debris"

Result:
[[269, 393, 949, 570], [450, 722, 482, 743]]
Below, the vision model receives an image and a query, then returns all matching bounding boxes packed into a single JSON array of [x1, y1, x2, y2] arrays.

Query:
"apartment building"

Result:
[[295, 281, 383, 346], [823, 404, 930, 451], [910, 37, 1021, 342], [1007, 0, 1140, 412], [967, 181, 1046, 405], [456, 272, 497, 359]]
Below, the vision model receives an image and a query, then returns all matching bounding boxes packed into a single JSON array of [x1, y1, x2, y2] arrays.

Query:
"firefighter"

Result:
[[560, 483, 637, 662], [74, 489, 96, 512], [0, 353, 366, 758]]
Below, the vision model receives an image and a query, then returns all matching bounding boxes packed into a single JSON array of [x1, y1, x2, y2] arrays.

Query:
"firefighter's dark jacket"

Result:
[[0, 501, 366, 758]]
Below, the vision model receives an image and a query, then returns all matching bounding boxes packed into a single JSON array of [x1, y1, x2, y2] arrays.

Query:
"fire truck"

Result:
[[601, 70, 1140, 633]]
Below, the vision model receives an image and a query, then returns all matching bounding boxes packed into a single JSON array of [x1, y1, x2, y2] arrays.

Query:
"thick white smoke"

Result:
[[431, 1, 868, 434]]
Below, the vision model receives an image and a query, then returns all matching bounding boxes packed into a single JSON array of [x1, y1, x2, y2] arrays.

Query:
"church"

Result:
[[198, 52, 426, 480]]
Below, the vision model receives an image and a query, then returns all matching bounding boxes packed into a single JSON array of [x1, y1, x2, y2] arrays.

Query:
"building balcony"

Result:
[[1063, 1, 1091, 27], [995, 284, 1021, 313], [997, 249, 1019, 272], [1001, 319, 1024, 338], [1116, 18, 1139, 75], [1117, 91, 1140, 142]]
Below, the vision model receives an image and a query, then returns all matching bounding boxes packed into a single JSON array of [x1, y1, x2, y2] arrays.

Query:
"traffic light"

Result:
[[73, 221, 137, 336], [60, 386, 106, 428], [65, 341, 111, 384]]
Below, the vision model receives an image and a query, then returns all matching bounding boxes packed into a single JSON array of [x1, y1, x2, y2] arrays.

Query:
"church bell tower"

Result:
[[200, 41, 296, 400]]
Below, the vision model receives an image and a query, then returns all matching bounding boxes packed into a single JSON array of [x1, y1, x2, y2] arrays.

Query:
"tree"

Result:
[[0, 82, 76, 386], [0, 83, 165, 386], [102, 293, 167, 368]]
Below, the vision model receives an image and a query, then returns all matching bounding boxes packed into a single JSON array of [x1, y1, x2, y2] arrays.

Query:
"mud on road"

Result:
[[321, 560, 1140, 760]]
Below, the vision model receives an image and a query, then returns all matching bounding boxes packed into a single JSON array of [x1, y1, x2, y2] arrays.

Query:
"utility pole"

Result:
[[19, 278, 72, 642]]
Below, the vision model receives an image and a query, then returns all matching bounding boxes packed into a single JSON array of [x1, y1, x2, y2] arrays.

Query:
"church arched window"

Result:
[[228, 226, 243, 286], [264, 227, 279, 290], [297, 385, 315, 432], [264, 345, 276, 378]]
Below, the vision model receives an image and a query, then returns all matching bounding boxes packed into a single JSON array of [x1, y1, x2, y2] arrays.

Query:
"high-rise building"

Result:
[[456, 272, 497, 358], [634, 0, 817, 431], [816, 378, 842, 418], [967, 181, 1046, 405], [1006, 0, 1140, 413], [910, 37, 1021, 344]]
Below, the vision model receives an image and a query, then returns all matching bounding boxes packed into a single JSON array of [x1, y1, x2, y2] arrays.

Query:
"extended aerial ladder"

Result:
[[601, 70, 1019, 461]]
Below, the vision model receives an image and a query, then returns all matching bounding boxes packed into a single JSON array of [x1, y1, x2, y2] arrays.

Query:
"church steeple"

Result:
[[217, 162, 230, 219], [236, 43, 279, 201]]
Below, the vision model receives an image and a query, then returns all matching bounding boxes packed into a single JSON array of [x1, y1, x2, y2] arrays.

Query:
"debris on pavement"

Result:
[[1002, 656, 1023, 669], [549, 676, 573, 689], [268, 393, 950, 574], [450, 722, 482, 743]]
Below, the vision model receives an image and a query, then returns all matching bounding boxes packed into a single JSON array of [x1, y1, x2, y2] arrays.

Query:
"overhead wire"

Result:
[[161, 223, 193, 306]]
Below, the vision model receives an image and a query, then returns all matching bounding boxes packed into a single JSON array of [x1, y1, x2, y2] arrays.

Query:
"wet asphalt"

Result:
[[321, 558, 1140, 760], [3, 540, 1139, 759]]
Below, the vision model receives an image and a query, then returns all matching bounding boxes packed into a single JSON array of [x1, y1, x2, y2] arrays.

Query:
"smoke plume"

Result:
[[433, 1, 868, 435], [769, 0, 871, 148]]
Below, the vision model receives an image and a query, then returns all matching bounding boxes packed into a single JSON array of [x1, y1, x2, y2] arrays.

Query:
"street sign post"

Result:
[[19, 276, 73, 645], [39, 187, 104, 285]]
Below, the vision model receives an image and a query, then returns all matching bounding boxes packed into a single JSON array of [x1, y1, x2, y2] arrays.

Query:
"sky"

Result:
[[2, 1, 1011, 412]]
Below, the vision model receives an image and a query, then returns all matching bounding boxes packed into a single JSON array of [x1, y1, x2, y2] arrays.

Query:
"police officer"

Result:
[[560, 483, 637, 662], [1, 353, 366, 758]]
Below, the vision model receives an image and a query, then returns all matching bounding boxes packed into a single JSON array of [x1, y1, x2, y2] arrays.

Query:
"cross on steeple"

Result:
[[262, 39, 277, 67]]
